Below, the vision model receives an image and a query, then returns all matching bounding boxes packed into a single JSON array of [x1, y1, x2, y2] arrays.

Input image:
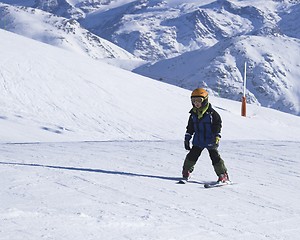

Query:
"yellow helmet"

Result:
[[191, 88, 208, 99]]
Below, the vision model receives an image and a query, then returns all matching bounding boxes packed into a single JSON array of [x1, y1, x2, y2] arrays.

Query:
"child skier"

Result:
[[182, 88, 229, 183]]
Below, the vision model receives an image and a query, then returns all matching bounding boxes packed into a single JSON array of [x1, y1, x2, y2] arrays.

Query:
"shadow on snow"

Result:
[[0, 161, 185, 182]]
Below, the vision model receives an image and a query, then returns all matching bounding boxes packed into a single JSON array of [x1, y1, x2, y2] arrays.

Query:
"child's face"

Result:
[[191, 97, 203, 108]]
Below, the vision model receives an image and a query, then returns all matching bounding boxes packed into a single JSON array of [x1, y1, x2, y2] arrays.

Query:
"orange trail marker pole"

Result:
[[241, 62, 247, 117]]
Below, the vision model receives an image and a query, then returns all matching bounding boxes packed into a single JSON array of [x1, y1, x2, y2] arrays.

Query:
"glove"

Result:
[[208, 135, 221, 149], [184, 133, 192, 150], [215, 135, 221, 148]]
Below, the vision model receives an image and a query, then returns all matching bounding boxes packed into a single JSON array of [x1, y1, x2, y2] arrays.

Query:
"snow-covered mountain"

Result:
[[0, 0, 300, 115], [1, 28, 300, 240], [80, 0, 300, 115], [134, 35, 300, 115], [0, 2, 137, 60]]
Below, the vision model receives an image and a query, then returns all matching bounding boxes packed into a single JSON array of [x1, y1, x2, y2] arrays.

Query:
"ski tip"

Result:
[[204, 183, 214, 188], [204, 180, 233, 188], [177, 179, 188, 184]]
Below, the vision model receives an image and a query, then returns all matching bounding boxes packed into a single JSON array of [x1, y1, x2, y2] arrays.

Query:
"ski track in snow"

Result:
[[0, 140, 299, 240]]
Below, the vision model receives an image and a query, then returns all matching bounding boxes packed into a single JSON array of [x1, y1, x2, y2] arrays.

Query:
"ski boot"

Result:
[[217, 172, 229, 183]]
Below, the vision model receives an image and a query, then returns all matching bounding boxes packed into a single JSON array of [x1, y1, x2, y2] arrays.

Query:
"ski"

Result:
[[176, 178, 189, 184], [177, 179, 234, 187], [204, 180, 232, 188]]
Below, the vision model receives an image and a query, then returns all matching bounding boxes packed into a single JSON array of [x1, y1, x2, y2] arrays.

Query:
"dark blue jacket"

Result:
[[186, 104, 222, 148]]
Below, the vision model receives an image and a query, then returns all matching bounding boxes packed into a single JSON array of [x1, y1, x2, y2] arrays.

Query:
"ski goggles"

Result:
[[191, 97, 205, 104]]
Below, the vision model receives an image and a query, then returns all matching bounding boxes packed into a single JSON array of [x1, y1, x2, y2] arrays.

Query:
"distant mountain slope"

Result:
[[79, 0, 284, 61], [0, 2, 137, 60], [278, 3, 300, 39], [79, 0, 300, 115], [134, 35, 300, 115]]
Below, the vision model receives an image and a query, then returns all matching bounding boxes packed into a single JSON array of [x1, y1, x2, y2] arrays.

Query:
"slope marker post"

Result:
[[241, 62, 247, 117]]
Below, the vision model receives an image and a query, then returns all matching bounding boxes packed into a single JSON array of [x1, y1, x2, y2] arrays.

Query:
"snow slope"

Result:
[[1, 29, 299, 143], [0, 29, 187, 142], [0, 29, 300, 240]]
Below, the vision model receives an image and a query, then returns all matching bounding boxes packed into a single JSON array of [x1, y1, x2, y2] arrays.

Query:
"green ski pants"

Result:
[[183, 146, 227, 176]]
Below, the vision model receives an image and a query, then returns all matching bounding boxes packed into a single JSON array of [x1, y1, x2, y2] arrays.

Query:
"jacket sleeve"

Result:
[[211, 109, 222, 136], [186, 115, 194, 135]]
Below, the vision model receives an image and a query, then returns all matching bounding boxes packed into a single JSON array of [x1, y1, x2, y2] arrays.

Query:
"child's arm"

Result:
[[211, 110, 222, 136], [184, 115, 194, 150], [186, 115, 194, 135]]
